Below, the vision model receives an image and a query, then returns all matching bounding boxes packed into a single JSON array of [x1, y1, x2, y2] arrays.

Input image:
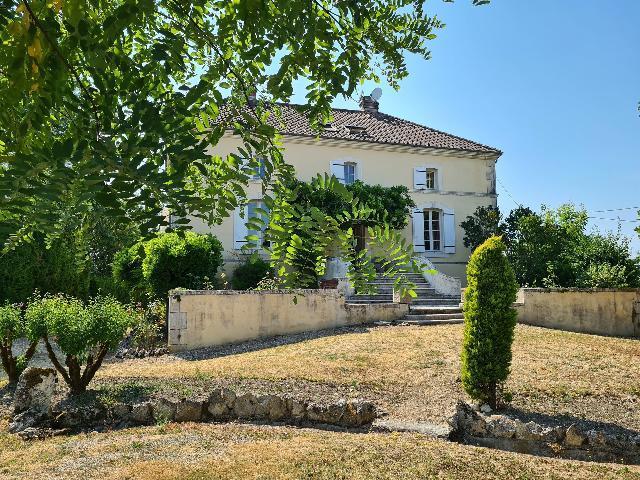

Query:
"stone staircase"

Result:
[[346, 273, 463, 325]]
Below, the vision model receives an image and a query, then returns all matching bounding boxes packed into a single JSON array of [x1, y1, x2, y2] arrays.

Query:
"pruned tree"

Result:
[[25, 295, 137, 394]]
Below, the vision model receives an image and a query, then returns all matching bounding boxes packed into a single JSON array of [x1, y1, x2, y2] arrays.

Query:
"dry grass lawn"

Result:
[[98, 324, 640, 429], [1, 421, 639, 480]]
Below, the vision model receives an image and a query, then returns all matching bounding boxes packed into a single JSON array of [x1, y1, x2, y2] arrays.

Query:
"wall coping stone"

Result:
[[518, 288, 640, 293]]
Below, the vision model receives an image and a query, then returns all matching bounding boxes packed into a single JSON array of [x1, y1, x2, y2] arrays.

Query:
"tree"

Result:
[[261, 174, 423, 295], [0, 304, 38, 384], [25, 295, 137, 394], [460, 205, 503, 251], [0, 0, 490, 247], [460, 236, 518, 409], [0, 230, 90, 303], [461, 203, 640, 288]]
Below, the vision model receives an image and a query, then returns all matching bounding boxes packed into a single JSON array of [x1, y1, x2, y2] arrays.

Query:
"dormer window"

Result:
[[345, 125, 366, 135]]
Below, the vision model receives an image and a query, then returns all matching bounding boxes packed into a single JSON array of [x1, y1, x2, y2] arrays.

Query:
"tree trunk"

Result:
[[488, 381, 498, 410], [65, 355, 86, 395], [0, 342, 18, 384]]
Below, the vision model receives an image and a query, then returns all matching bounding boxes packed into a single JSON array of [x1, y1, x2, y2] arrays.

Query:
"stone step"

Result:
[[410, 299, 461, 306], [368, 286, 435, 294], [409, 305, 462, 315], [404, 313, 464, 321], [349, 294, 393, 301], [400, 318, 464, 326], [346, 300, 395, 305]]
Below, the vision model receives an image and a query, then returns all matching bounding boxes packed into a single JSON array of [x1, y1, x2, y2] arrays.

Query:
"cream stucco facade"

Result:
[[188, 131, 500, 284]]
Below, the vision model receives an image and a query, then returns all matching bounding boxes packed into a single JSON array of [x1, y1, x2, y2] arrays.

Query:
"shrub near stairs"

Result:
[[460, 236, 518, 409]]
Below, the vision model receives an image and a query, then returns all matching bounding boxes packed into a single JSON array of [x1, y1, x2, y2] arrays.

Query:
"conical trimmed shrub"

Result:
[[461, 235, 519, 409]]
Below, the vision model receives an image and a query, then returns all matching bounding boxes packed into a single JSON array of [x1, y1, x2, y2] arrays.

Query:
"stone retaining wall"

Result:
[[514, 288, 640, 338], [10, 386, 378, 438], [168, 289, 408, 351], [451, 402, 640, 464]]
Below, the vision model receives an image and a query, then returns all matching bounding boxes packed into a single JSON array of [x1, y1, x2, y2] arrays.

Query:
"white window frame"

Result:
[[412, 202, 456, 256], [344, 162, 357, 185], [330, 159, 360, 185], [423, 209, 442, 252], [413, 165, 441, 191], [250, 158, 266, 181], [234, 199, 269, 250]]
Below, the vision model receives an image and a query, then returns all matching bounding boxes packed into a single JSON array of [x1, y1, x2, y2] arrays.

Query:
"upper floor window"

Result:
[[414, 167, 439, 191], [426, 169, 437, 189], [251, 158, 266, 180], [234, 199, 269, 250], [344, 162, 357, 185], [331, 160, 359, 185], [247, 199, 269, 247]]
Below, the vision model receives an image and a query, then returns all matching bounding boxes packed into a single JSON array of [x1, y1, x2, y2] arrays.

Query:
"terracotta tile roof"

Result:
[[224, 103, 501, 155]]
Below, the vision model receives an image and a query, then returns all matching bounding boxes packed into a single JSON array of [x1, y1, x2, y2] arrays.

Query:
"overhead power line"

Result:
[[587, 217, 640, 223], [591, 206, 640, 213]]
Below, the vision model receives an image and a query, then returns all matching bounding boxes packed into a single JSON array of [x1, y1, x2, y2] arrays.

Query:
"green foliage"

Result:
[[232, 254, 273, 290], [142, 232, 224, 298], [461, 236, 518, 409], [113, 232, 224, 302], [130, 300, 165, 350], [25, 294, 138, 394], [0, 303, 37, 383], [262, 174, 423, 296], [460, 204, 640, 288], [112, 242, 148, 303], [460, 206, 503, 251], [0, 303, 23, 341], [0, 231, 90, 303], [0, 0, 488, 246], [282, 179, 415, 231]]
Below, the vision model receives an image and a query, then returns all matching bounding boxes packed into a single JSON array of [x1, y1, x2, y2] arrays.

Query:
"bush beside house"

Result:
[[113, 232, 224, 302], [232, 254, 273, 290]]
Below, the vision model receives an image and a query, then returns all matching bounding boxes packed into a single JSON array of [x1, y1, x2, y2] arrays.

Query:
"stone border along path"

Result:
[[449, 402, 640, 464], [7, 368, 640, 466], [8, 371, 379, 439]]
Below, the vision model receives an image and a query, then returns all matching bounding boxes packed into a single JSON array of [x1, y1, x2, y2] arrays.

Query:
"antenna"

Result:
[[370, 87, 382, 102]]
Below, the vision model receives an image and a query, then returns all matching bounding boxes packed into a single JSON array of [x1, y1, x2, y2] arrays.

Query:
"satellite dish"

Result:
[[370, 87, 382, 101]]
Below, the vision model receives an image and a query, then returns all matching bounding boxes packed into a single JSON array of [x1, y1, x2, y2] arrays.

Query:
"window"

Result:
[[413, 167, 439, 190], [247, 200, 269, 247], [331, 160, 359, 184], [344, 162, 357, 185], [423, 209, 441, 251], [426, 169, 436, 189], [251, 158, 266, 180]]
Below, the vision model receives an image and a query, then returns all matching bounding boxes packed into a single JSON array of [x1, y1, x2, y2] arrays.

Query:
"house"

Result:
[[188, 95, 501, 284]]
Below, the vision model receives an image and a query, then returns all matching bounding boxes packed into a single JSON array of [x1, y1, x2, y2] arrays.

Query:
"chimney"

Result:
[[359, 95, 379, 113]]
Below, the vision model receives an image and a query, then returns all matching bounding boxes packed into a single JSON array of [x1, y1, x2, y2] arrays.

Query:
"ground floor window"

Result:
[[423, 209, 441, 251], [247, 200, 269, 247]]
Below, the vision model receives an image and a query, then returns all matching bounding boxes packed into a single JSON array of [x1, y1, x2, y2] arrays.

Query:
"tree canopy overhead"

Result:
[[0, 0, 488, 245]]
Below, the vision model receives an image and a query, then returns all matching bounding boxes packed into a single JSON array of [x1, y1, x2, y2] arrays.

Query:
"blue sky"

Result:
[[290, 1, 640, 252]]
